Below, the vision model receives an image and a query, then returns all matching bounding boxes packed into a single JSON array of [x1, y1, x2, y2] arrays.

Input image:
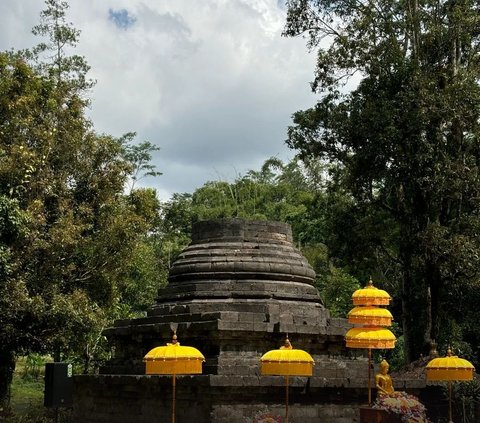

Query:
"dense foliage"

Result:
[[283, 0, 480, 362], [0, 0, 164, 404]]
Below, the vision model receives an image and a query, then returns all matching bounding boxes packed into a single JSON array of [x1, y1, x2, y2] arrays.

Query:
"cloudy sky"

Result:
[[0, 0, 317, 200]]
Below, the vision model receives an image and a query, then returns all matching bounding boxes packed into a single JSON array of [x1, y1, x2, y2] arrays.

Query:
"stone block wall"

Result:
[[72, 374, 366, 423], [73, 219, 431, 422]]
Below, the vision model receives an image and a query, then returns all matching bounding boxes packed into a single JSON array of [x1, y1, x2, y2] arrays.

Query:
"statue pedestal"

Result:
[[359, 406, 403, 423]]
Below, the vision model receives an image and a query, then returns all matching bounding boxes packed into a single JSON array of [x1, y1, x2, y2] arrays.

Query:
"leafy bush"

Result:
[[449, 378, 480, 423], [315, 266, 361, 317], [23, 354, 48, 381]]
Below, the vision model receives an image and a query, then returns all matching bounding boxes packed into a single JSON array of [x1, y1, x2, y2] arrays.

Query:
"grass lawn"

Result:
[[10, 373, 44, 413], [6, 355, 78, 422], [2, 356, 52, 422]]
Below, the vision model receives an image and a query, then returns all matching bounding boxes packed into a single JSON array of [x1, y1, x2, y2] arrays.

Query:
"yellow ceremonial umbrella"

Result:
[[352, 279, 391, 306], [345, 327, 396, 405], [346, 278, 396, 406], [260, 336, 314, 422], [144, 332, 205, 423], [345, 327, 396, 349], [426, 348, 475, 423], [347, 307, 393, 327]]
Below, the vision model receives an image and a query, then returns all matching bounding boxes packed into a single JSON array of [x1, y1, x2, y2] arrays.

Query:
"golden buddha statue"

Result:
[[375, 359, 395, 396], [373, 359, 431, 422]]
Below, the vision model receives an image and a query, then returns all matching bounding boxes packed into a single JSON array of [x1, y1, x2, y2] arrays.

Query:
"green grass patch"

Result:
[[10, 374, 44, 413], [3, 356, 52, 422]]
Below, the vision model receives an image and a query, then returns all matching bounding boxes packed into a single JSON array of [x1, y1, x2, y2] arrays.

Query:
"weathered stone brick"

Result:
[[75, 220, 425, 423]]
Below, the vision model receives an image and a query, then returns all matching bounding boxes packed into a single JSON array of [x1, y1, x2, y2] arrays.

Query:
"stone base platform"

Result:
[[72, 374, 368, 423]]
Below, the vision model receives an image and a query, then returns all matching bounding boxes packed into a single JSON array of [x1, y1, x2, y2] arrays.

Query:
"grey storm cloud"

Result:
[[0, 0, 317, 200]]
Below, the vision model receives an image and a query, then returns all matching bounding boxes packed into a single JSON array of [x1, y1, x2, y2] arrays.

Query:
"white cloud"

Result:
[[0, 0, 317, 200]]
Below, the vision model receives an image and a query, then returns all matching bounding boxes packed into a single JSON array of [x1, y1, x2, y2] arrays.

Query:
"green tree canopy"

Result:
[[284, 0, 480, 362], [0, 0, 163, 403]]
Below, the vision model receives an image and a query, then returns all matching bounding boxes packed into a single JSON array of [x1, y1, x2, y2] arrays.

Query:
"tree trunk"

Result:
[[427, 262, 442, 347], [0, 349, 15, 406], [402, 277, 432, 362], [54, 347, 61, 363], [400, 236, 433, 363]]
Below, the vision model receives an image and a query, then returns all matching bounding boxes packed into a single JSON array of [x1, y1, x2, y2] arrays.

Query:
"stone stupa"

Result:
[[73, 219, 382, 423]]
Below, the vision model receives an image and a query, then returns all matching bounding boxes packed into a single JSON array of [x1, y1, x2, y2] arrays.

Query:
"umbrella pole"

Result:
[[285, 375, 289, 423], [172, 374, 176, 423], [368, 348, 372, 407], [448, 380, 452, 423]]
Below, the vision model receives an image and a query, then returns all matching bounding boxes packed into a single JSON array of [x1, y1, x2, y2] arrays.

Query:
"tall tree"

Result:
[[0, 0, 163, 402], [31, 0, 92, 91], [284, 0, 480, 362], [0, 196, 30, 402]]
